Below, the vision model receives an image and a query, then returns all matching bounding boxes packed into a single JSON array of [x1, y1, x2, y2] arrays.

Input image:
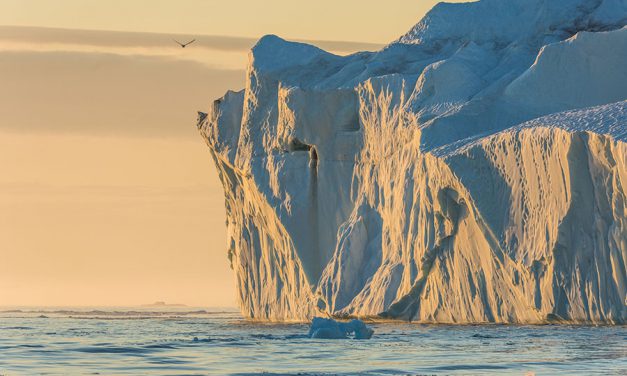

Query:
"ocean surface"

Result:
[[0, 307, 625, 375]]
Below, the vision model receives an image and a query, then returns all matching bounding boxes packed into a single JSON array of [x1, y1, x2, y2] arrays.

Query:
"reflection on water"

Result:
[[0, 308, 625, 375]]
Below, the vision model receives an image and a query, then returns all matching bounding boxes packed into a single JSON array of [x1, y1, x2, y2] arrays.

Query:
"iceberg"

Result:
[[198, 0, 627, 323]]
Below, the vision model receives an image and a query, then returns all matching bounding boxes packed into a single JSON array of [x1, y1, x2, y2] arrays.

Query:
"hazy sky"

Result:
[[0, 0, 463, 308], [0, 0, 464, 43]]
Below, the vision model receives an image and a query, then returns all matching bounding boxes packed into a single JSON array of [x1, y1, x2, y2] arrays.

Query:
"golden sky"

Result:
[[0, 0, 464, 308], [1, 0, 465, 43]]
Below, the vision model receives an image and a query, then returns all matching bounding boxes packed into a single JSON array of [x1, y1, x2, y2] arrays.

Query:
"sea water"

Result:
[[0, 307, 625, 375]]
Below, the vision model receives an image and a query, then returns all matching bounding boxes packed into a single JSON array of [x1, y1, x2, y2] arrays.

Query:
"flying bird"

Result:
[[174, 38, 195, 48]]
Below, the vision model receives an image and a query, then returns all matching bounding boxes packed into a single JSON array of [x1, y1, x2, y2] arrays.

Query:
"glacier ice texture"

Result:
[[198, 0, 627, 324]]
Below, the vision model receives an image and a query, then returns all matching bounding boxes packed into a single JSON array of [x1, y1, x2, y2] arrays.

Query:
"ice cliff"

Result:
[[198, 0, 627, 323]]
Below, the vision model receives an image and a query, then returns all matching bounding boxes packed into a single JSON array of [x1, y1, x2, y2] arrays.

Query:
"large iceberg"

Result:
[[198, 0, 627, 324]]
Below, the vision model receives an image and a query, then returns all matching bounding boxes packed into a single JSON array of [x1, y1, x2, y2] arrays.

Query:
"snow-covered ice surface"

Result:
[[198, 0, 627, 323]]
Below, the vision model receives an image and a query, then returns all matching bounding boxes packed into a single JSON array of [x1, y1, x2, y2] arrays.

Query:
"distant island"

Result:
[[141, 301, 187, 307]]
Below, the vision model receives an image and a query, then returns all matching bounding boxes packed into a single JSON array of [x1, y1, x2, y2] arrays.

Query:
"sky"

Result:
[[0, 0, 464, 308]]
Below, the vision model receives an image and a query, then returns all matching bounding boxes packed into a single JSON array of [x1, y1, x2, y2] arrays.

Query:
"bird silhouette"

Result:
[[173, 39, 196, 48]]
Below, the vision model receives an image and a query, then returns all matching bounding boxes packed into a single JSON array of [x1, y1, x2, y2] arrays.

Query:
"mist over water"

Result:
[[0, 308, 625, 375]]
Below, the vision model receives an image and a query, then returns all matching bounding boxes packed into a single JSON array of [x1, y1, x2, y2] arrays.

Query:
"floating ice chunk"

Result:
[[308, 317, 345, 339], [349, 319, 375, 339], [307, 317, 374, 339]]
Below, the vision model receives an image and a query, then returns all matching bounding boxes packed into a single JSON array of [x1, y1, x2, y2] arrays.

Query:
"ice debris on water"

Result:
[[307, 317, 374, 339]]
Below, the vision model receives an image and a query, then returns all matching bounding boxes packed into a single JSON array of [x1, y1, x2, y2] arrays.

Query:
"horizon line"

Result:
[[0, 24, 386, 52]]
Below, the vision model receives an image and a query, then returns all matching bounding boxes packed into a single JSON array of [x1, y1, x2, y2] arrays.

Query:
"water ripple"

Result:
[[0, 312, 624, 375]]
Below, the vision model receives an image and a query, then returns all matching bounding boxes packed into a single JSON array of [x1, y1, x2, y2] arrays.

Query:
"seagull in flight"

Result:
[[174, 38, 196, 48]]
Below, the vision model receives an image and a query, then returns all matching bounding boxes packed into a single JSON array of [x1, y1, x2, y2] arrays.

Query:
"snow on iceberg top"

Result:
[[210, 0, 627, 161], [241, 0, 626, 93], [515, 100, 627, 142], [249, 35, 331, 73], [397, 0, 627, 45], [433, 100, 627, 158]]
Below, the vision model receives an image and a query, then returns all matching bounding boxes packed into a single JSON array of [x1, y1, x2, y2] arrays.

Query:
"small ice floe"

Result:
[[307, 317, 374, 339]]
